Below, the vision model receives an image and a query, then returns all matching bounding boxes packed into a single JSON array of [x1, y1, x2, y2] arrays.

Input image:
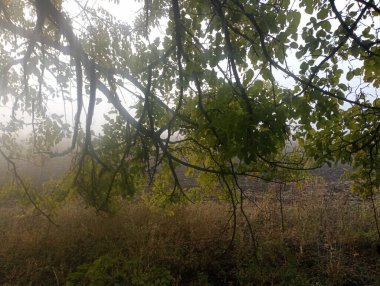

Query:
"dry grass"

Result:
[[0, 182, 379, 285]]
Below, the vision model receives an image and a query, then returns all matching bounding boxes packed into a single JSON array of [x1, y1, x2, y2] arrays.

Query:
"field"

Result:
[[0, 168, 379, 285]]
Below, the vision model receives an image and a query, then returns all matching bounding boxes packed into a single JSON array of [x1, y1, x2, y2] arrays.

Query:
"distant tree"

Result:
[[0, 0, 379, 212]]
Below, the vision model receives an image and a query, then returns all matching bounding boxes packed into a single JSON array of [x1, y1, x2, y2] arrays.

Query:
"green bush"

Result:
[[66, 253, 173, 286]]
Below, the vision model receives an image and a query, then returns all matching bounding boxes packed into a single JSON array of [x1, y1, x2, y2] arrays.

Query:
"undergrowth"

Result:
[[0, 183, 379, 285]]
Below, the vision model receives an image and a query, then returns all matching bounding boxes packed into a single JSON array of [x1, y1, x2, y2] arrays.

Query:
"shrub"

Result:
[[66, 253, 173, 286]]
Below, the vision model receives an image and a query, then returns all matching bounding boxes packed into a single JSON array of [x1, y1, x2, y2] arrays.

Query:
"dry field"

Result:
[[0, 175, 379, 285]]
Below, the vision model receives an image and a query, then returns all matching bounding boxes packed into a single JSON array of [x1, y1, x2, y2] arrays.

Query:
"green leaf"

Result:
[[304, 1, 314, 14], [338, 83, 348, 91], [243, 69, 254, 85], [320, 21, 332, 32], [261, 68, 273, 81], [346, 71, 354, 81], [300, 62, 308, 72], [317, 8, 329, 20], [296, 48, 307, 59]]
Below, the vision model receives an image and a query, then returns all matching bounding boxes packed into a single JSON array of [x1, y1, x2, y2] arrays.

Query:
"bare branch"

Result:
[[0, 148, 58, 227]]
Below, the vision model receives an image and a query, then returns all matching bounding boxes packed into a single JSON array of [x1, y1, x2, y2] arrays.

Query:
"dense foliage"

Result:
[[0, 0, 379, 208]]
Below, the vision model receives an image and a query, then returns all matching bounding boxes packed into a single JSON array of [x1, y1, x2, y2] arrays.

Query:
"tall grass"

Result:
[[0, 181, 379, 285]]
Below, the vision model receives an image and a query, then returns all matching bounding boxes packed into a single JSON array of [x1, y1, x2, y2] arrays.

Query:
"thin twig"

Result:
[[0, 148, 58, 227]]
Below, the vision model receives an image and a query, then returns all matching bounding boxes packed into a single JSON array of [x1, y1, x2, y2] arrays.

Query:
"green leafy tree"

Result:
[[0, 0, 379, 214]]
